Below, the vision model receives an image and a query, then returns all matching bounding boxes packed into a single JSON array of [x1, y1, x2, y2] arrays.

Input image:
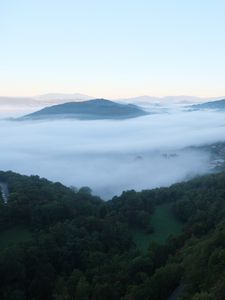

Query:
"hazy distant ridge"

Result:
[[190, 98, 225, 110], [1, 93, 225, 108]]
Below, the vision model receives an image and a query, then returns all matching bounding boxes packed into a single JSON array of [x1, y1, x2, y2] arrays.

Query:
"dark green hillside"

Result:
[[22, 99, 148, 120], [1, 171, 225, 299]]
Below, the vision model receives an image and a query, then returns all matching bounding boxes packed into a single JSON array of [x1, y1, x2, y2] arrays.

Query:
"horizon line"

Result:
[[0, 93, 225, 100]]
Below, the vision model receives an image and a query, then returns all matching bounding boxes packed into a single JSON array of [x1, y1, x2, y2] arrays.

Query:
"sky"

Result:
[[1, 0, 225, 98]]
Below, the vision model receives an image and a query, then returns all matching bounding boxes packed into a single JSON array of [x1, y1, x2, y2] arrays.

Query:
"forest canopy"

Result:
[[0, 170, 225, 299]]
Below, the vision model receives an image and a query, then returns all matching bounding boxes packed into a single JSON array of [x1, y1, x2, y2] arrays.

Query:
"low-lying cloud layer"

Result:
[[1, 110, 225, 199]]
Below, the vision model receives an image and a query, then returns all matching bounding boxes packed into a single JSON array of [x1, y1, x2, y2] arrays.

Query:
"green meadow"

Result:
[[131, 203, 183, 251]]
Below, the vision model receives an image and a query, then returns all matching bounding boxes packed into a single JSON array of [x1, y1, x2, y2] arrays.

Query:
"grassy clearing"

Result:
[[0, 226, 32, 248], [131, 203, 183, 251]]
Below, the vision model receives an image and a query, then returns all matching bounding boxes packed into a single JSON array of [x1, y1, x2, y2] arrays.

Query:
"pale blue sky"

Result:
[[1, 0, 225, 98]]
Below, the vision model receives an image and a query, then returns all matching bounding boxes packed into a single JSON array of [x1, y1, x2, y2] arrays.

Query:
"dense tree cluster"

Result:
[[1, 171, 225, 299]]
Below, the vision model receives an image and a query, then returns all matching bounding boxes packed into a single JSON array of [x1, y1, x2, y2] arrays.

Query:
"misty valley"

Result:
[[1, 99, 225, 199], [1, 99, 225, 299]]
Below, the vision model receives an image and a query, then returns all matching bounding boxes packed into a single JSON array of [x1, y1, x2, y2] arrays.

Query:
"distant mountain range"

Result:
[[2, 93, 225, 118], [0, 94, 92, 108], [2, 93, 225, 108], [190, 99, 225, 111], [1, 93, 225, 108], [0, 97, 39, 107], [22, 99, 148, 120], [118, 95, 204, 105], [34, 93, 92, 103]]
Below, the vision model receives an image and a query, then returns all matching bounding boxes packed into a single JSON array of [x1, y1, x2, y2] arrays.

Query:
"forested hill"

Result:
[[22, 99, 148, 120], [1, 171, 225, 299]]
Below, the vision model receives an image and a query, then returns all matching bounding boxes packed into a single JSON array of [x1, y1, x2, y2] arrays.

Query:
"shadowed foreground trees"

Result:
[[1, 171, 225, 299]]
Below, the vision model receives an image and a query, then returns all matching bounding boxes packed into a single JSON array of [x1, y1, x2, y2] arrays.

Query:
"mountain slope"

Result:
[[22, 98, 148, 120], [1, 171, 225, 299], [190, 98, 225, 110]]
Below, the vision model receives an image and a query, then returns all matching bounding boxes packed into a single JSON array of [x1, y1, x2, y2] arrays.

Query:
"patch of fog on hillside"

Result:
[[0, 110, 225, 199]]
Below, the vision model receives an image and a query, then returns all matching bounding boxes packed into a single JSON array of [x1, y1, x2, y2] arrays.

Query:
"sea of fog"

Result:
[[1, 110, 225, 199]]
